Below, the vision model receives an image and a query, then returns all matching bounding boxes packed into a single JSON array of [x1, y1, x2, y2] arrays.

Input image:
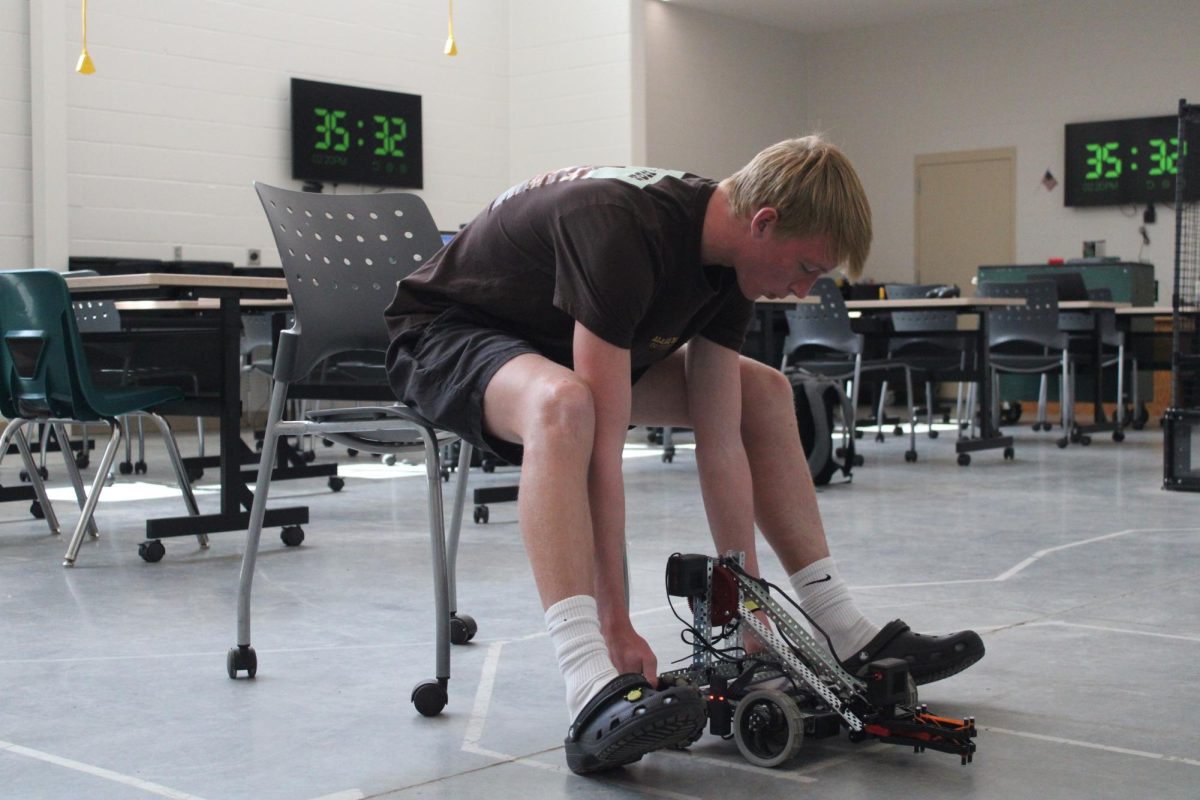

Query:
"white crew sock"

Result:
[[789, 557, 880, 662], [544, 595, 620, 720]]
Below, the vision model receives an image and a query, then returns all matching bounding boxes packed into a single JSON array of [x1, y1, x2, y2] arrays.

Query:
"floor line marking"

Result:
[[659, 749, 817, 782], [461, 744, 701, 799], [462, 642, 504, 748], [853, 527, 1199, 590], [0, 738, 208, 800], [1027, 620, 1200, 643], [304, 791, 365, 800], [984, 727, 1200, 767]]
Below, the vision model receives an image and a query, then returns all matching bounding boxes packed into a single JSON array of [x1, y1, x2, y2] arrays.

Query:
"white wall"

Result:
[[642, 0, 808, 179], [35, 0, 511, 266], [804, 0, 1200, 291], [508, 0, 639, 184], [0, 1, 31, 267]]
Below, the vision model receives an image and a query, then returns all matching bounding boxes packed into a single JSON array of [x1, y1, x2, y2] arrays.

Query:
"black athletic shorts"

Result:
[[386, 306, 538, 465]]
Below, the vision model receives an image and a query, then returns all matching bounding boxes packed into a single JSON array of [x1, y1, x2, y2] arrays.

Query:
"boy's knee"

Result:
[[529, 377, 596, 449], [742, 360, 794, 412]]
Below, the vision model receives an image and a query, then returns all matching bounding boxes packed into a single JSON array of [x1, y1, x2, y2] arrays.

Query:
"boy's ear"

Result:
[[750, 207, 779, 236]]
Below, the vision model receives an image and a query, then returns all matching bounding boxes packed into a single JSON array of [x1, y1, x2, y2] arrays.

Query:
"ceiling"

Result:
[[659, 0, 1037, 34]]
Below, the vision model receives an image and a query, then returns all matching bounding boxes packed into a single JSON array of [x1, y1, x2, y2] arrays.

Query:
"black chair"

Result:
[[1057, 287, 1135, 441], [782, 277, 916, 462], [976, 280, 1074, 448], [881, 283, 973, 445], [228, 183, 474, 719]]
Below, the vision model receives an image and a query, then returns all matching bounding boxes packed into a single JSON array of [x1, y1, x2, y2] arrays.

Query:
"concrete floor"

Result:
[[1, 419, 1197, 799]]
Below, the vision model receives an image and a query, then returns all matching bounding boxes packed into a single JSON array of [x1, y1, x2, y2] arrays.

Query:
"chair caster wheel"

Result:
[[874, 432, 885, 443], [1079, 435, 1092, 446], [852, 454, 864, 467], [75, 456, 90, 469], [302, 450, 317, 463], [327, 476, 345, 492], [346, 448, 359, 457], [1113, 430, 1125, 442], [19, 470, 30, 483], [957, 453, 971, 466], [280, 526, 305, 547], [30, 501, 44, 519], [1056, 437, 1069, 449], [118, 461, 133, 475], [450, 613, 478, 644], [322, 438, 334, 447], [928, 430, 939, 439], [892, 425, 903, 436], [383, 454, 397, 466], [134, 461, 147, 475], [227, 645, 257, 678], [904, 450, 917, 462], [662, 451, 674, 463], [412, 679, 448, 717], [473, 505, 489, 524], [138, 539, 165, 563], [1004, 446, 1015, 460]]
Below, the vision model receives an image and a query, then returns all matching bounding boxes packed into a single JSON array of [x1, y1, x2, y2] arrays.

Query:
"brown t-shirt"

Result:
[[384, 166, 754, 371]]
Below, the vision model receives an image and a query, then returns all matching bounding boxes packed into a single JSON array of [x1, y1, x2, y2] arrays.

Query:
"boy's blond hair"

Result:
[[720, 136, 872, 279]]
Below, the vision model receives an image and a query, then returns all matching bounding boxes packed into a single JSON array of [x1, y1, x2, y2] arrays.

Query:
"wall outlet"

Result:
[[173, 245, 183, 261], [247, 248, 261, 265]]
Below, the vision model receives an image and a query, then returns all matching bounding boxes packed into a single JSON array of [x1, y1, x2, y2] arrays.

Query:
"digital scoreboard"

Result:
[[291, 78, 423, 189], [1064, 114, 1191, 207]]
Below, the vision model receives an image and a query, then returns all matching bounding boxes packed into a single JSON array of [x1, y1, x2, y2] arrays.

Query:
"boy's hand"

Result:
[[603, 621, 658, 686]]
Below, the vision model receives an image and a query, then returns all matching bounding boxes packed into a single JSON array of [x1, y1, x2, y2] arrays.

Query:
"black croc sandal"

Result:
[[840, 619, 985, 685], [564, 673, 706, 775]]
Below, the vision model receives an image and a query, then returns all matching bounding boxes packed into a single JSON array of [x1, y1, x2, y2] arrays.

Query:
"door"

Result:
[[915, 148, 1016, 291]]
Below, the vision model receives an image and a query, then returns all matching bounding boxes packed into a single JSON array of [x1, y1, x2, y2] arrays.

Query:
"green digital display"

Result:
[[291, 78, 423, 189], [1064, 115, 1190, 206]]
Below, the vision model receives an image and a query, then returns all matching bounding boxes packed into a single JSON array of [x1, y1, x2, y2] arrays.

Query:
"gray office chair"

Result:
[[976, 280, 1074, 448], [228, 183, 473, 719], [781, 277, 917, 462], [881, 284, 973, 441]]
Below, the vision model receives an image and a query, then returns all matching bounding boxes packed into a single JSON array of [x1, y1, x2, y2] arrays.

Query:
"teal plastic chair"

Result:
[[0, 269, 201, 565]]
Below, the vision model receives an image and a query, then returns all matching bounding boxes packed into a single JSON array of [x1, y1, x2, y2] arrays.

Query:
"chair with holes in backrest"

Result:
[[782, 276, 918, 463], [976, 280, 1075, 448], [881, 283, 974, 442], [0, 270, 202, 566], [227, 183, 473, 719]]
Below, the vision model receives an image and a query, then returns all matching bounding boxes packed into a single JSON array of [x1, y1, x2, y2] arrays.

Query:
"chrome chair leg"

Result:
[[64, 418, 124, 567], [146, 412, 206, 547], [4, 420, 62, 536], [52, 423, 99, 538], [445, 441, 472, 616], [417, 425, 452, 686]]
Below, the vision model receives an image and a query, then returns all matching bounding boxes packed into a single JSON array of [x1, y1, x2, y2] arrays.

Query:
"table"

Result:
[[65, 273, 311, 542], [757, 295, 1021, 464]]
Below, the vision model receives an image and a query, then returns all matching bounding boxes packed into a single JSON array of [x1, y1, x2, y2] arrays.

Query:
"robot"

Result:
[[658, 553, 977, 768]]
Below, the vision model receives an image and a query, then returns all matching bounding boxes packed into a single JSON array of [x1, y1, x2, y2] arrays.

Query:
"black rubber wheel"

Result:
[[19, 470, 29, 483], [302, 450, 316, 463], [904, 450, 917, 462], [928, 429, 939, 439], [134, 461, 147, 475], [383, 454, 397, 466], [322, 438, 334, 447], [30, 501, 44, 519], [1056, 437, 1069, 449], [1113, 429, 1125, 442], [481, 461, 495, 474], [473, 505, 489, 524], [119, 461, 133, 475], [1080, 435, 1092, 446], [412, 679, 448, 717], [227, 645, 257, 678], [138, 539, 166, 563], [75, 455, 90, 469], [662, 451, 674, 463], [874, 432, 885, 443], [280, 526, 305, 547], [1004, 446, 1015, 460], [957, 453, 971, 466], [733, 688, 803, 768], [346, 448, 359, 457], [892, 425, 903, 436], [450, 613, 478, 645], [852, 454, 865, 467], [328, 476, 345, 492]]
